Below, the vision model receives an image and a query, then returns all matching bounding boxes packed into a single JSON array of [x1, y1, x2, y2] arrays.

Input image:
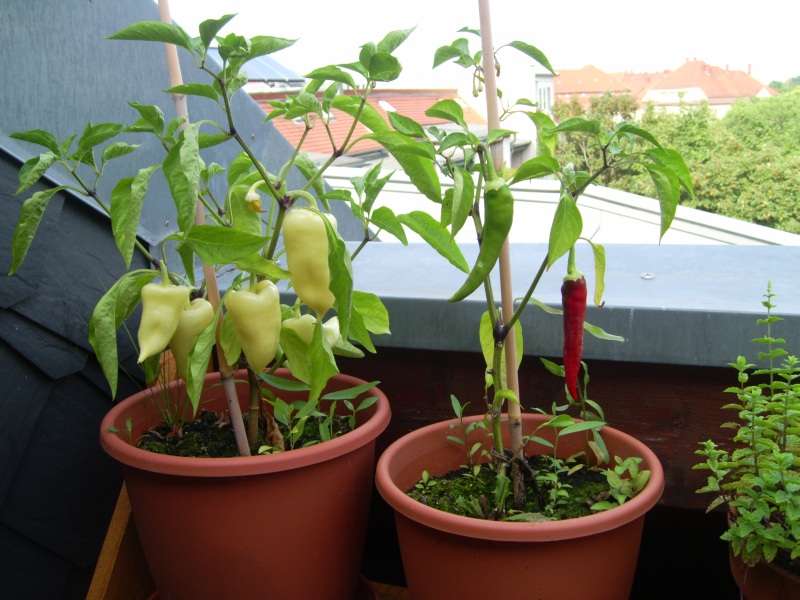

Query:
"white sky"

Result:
[[165, 0, 797, 113]]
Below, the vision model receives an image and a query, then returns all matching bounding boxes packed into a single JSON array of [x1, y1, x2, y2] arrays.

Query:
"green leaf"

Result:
[[506, 40, 555, 75], [486, 128, 516, 146], [370, 206, 408, 244], [347, 306, 377, 353], [127, 102, 165, 136], [165, 83, 220, 102], [586, 239, 606, 307], [8, 187, 65, 275], [183, 225, 267, 264], [510, 156, 559, 184], [646, 147, 694, 198], [77, 122, 125, 155], [293, 153, 326, 202], [584, 322, 625, 342], [227, 183, 265, 236], [480, 311, 523, 375], [88, 270, 158, 397], [433, 39, 470, 68], [397, 211, 468, 272], [15, 152, 58, 195], [387, 112, 426, 138], [322, 381, 379, 401], [108, 21, 194, 52], [110, 164, 159, 268], [645, 163, 680, 240], [547, 193, 582, 267], [364, 132, 440, 201], [352, 290, 390, 335], [162, 122, 204, 231], [198, 14, 236, 50], [185, 306, 221, 412], [366, 52, 402, 82], [332, 94, 390, 132], [525, 112, 557, 157], [234, 255, 290, 280], [305, 65, 357, 90], [616, 123, 661, 149], [552, 118, 601, 135], [425, 99, 466, 129], [101, 142, 139, 166], [376, 27, 415, 54], [450, 166, 474, 237], [247, 35, 296, 60], [326, 217, 354, 339], [9, 129, 60, 154]]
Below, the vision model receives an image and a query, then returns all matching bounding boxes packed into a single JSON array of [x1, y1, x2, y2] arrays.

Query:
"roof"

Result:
[[554, 65, 632, 96], [643, 60, 778, 105], [555, 60, 778, 107], [252, 89, 486, 158]]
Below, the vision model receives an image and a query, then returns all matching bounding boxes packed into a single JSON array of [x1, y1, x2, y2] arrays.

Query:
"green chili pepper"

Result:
[[449, 161, 514, 302]]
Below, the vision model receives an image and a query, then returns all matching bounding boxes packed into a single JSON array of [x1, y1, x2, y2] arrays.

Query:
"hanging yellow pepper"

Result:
[[281, 314, 341, 348], [224, 279, 281, 373], [283, 208, 336, 316], [137, 280, 189, 364], [169, 297, 214, 381]]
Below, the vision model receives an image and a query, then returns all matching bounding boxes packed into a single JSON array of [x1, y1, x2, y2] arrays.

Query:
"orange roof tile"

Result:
[[253, 89, 486, 157], [647, 60, 778, 103]]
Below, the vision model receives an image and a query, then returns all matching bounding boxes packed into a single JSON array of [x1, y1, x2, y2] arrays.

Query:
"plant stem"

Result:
[[478, 0, 523, 504], [158, 0, 250, 456]]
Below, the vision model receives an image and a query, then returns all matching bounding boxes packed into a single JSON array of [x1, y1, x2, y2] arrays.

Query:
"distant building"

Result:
[[555, 60, 778, 116]]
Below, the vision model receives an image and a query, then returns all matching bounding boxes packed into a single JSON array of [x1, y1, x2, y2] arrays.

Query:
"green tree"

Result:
[[549, 90, 800, 234]]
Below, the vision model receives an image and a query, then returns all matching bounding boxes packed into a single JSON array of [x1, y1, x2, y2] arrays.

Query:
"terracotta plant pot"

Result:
[[375, 413, 664, 600], [101, 369, 390, 600], [729, 546, 800, 600]]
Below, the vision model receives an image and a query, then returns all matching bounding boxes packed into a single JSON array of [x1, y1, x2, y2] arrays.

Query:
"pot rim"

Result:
[[375, 413, 664, 542], [100, 369, 391, 477]]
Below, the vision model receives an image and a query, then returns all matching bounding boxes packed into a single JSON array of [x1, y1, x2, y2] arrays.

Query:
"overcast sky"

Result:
[[165, 0, 797, 110]]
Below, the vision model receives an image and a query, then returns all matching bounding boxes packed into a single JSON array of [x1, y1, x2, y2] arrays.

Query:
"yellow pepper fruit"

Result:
[[137, 282, 190, 364], [169, 298, 214, 381], [225, 280, 281, 373], [283, 208, 336, 316]]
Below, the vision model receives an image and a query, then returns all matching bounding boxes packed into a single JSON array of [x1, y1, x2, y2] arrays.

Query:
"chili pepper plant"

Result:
[[377, 23, 694, 519], [5, 14, 439, 457], [694, 283, 800, 577]]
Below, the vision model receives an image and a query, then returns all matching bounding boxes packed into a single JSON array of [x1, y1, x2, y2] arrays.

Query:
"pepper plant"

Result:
[[368, 24, 694, 516], [6, 14, 463, 456]]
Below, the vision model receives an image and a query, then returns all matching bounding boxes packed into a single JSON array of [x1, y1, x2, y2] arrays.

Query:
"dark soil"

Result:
[[137, 409, 354, 457], [406, 454, 612, 521]]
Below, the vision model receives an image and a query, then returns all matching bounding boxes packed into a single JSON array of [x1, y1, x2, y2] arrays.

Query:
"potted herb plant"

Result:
[[694, 283, 800, 600], [366, 4, 693, 599], [4, 9, 425, 600]]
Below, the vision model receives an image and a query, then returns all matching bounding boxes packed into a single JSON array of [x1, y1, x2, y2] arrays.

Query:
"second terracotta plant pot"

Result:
[[376, 413, 664, 600], [101, 369, 391, 600]]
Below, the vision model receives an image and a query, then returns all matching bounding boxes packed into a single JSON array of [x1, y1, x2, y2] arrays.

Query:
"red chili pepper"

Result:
[[561, 274, 587, 401]]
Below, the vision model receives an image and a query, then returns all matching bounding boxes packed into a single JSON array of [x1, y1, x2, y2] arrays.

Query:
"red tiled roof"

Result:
[[253, 89, 486, 156], [646, 60, 778, 103], [554, 61, 777, 107]]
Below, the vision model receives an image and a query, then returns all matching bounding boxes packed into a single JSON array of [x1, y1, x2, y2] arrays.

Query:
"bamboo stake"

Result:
[[157, 0, 250, 456], [477, 1, 522, 452]]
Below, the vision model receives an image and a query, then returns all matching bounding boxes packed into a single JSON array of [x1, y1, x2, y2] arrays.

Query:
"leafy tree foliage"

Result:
[[550, 88, 800, 234]]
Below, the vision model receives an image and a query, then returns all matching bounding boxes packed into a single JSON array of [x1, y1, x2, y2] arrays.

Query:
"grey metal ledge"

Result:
[[344, 242, 800, 369]]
